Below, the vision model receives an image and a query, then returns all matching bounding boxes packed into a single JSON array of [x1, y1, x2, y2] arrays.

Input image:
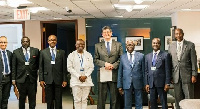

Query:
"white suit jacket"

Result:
[[67, 50, 94, 87]]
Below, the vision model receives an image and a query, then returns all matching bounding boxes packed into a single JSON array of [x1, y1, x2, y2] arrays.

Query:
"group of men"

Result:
[[0, 26, 197, 109]]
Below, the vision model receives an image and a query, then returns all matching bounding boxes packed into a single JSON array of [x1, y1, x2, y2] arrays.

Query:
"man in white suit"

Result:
[[67, 39, 94, 109]]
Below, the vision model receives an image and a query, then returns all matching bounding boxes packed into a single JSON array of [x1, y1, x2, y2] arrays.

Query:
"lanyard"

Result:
[[77, 53, 84, 68]]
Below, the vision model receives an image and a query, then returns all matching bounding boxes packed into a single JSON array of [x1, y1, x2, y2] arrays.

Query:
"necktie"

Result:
[[51, 49, 55, 61], [129, 53, 132, 63], [2, 51, 9, 74], [152, 52, 157, 66], [107, 42, 110, 54], [25, 50, 29, 62], [177, 43, 181, 61]]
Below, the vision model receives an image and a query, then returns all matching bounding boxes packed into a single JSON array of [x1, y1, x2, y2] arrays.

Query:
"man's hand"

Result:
[[164, 84, 170, 92], [79, 76, 87, 82], [118, 88, 124, 96], [191, 76, 197, 83], [40, 81, 46, 88], [145, 85, 150, 93], [105, 62, 114, 70], [62, 82, 67, 87]]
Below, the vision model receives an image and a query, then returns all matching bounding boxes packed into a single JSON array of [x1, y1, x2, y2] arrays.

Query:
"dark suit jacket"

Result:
[[117, 52, 145, 89], [39, 48, 67, 85], [12, 47, 39, 83], [94, 40, 123, 82], [168, 40, 197, 84], [0, 50, 12, 83], [145, 51, 171, 88]]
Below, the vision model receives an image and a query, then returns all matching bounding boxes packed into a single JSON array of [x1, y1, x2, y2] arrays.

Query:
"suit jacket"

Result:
[[12, 47, 39, 83], [0, 50, 12, 83], [39, 48, 67, 85], [145, 51, 171, 88], [117, 52, 145, 89], [168, 40, 197, 84], [67, 50, 94, 87], [94, 40, 123, 82]]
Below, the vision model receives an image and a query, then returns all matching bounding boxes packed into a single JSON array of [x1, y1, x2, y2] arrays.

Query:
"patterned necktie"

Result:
[[129, 53, 132, 63], [107, 42, 110, 54], [51, 49, 55, 61], [152, 52, 157, 66], [25, 50, 29, 62], [2, 51, 9, 74], [177, 43, 181, 61]]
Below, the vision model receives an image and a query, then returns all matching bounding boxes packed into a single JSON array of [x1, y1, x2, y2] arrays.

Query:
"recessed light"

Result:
[[181, 9, 191, 11]]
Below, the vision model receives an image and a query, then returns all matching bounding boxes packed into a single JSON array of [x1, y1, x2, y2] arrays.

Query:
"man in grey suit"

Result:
[[117, 40, 144, 109], [94, 26, 123, 109], [39, 35, 67, 109], [145, 38, 171, 109], [12, 36, 39, 109], [168, 28, 197, 109], [0, 36, 12, 109]]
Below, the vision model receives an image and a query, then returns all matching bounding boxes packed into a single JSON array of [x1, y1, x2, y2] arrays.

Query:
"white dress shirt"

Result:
[[22, 47, 30, 59], [104, 38, 112, 51], [49, 46, 57, 58], [0, 49, 11, 75]]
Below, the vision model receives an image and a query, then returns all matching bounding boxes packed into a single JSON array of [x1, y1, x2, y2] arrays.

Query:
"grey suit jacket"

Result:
[[39, 48, 67, 85], [94, 40, 123, 82], [168, 40, 197, 84], [0, 50, 12, 83], [12, 47, 39, 83]]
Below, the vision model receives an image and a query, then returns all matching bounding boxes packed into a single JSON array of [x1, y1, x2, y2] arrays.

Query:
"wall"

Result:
[[86, 18, 172, 93]]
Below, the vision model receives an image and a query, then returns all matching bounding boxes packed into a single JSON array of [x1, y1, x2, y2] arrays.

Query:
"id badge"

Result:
[[80, 68, 84, 71], [51, 61, 55, 64], [151, 67, 156, 70], [25, 62, 29, 65]]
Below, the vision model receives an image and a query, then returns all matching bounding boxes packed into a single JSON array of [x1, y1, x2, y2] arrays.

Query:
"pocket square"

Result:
[[33, 56, 36, 58]]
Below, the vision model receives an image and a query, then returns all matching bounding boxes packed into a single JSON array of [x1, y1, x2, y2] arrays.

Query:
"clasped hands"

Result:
[[105, 62, 114, 70], [79, 76, 87, 82]]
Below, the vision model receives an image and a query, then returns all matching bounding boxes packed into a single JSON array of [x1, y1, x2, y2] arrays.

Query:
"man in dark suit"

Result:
[[145, 38, 171, 109], [39, 35, 67, 109], [0, 36, 12, 109], [168, 28, 197, 109], [94, 26, 123, 109], [12, 36, 39, 109], [117, 40, 144, 109]]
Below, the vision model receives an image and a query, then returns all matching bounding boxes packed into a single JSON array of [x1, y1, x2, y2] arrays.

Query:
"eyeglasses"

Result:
[[48, 39, 57, 42], [0, 42, 7, 44]]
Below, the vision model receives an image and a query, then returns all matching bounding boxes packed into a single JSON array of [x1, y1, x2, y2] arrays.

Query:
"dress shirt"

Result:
[[49, 46, 57, 58], [176, 39, 184, 51], [152, 50, 160, 62], [22, 47, 30, 59], [127, 51, 135, 63], [77, 51, 85, 68], [104, 38, 112, 52], [0, 49, 11, 75]]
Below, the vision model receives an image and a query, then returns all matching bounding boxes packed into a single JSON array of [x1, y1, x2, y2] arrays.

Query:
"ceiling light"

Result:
[[114, 4, 148, 12], [7, 0, 32, 7], [134, 0, 143, 4], [115, 16, 123, 18], [126, 8, 133, 12], [181, 9, 191, 11], [29, 7, 49, 13], [0, 1, 6, 6], [54, 18, 62, 19]]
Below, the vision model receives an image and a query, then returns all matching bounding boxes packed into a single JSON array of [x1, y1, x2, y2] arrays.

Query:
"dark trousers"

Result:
[[0, 76, 11, 109], [17, 76, 37, 109], [150, 87, 167, 109], [45, 82, 62, 109], [97, 82, 120, 109]]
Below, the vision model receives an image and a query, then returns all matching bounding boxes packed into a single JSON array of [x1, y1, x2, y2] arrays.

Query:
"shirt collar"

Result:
[[0, 49, 7, 53], [153, 50, 160, 55], [177, 39, 184, 45], [49, 46, 56, 50], [105, 38, 112, 44], [127, 51, 135, 55], [22, 47, 30, 51]]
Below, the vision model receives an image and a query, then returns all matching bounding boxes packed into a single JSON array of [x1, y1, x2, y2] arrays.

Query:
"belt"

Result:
[[3, 74, 11, 77]]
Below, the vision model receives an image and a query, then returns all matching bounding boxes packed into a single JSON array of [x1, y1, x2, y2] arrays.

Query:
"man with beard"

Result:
[[67, 39, 94, 109], [39, 35, 67, 109], [12, 36, 39, 109], [117, 40, 144, 109], [145, 38, 171, 109]]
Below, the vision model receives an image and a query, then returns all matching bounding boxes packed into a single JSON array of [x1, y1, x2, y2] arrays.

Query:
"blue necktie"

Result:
[[129, 53, 132, 63], [25, 50, 29, 62], [2, 51, 9, 74], [152, 52, 157, 66], [51, 49, 55, 61], [107, 42, 110, 54]]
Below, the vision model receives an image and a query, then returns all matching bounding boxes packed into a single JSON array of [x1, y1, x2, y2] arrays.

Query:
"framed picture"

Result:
[[99, 36, 117, 42], [165, 36, 172, 50], [170, 26, 177, 41], [126, 36, 143, 50]]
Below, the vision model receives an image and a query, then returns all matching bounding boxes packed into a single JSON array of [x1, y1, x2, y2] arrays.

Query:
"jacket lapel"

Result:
[[180, 40, 187, 60], [19, 47, 26, 61], [155, 51, 162, 66], [46, 48, 52, 60], [55, 49, 60, 61], [132, 52, 138, 68], [29, 47, 33, 62], [100, 42, 109, 56], [110, 41, 116, 56]]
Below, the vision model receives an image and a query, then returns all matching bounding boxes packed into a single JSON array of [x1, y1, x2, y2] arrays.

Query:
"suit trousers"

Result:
[[17, 76, 37, 109], [45, 82, 63, 109], [97, 82, 120, 109], [174, 79, 194, 109], [150, 86, 167, 109], [124, 85, 143, 109], [0, 76, 11, 109], [72, 86, 91, 109]]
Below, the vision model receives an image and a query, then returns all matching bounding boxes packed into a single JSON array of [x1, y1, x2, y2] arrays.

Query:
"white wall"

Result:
[[171, 11, 200, 60]]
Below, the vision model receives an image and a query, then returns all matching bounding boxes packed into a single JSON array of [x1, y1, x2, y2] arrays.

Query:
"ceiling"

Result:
[[0, 0, 200, 21]]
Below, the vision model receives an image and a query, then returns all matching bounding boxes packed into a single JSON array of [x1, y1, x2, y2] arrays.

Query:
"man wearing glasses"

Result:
[[0, 36, 12, 109]]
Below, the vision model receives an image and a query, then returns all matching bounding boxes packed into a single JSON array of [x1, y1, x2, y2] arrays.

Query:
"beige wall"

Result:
[[171, 11, 200, 60]]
